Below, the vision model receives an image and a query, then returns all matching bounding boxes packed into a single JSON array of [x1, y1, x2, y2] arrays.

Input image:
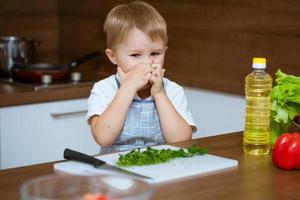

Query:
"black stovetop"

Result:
[[0, 78, 94, 91]]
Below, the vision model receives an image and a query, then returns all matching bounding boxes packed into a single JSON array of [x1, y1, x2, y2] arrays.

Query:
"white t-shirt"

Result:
[[86, 74, 196, 131]]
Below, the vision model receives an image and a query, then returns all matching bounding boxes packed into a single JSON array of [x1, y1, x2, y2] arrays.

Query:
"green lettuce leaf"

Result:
[[270, 69, 300, 144]]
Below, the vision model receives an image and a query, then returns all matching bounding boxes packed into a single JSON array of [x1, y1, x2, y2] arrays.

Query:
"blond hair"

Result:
[[104, 1, 168, 49]]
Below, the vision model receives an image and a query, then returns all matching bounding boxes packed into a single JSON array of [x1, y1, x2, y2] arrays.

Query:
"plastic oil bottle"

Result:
[[243, 58, 273, 155]]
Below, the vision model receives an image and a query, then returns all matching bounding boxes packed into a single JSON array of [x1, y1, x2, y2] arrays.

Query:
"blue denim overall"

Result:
[[100, 77, 165, 154]]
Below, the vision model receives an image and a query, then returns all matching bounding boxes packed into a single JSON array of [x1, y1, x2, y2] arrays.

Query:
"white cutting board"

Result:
[[54, 145, 238, 183]]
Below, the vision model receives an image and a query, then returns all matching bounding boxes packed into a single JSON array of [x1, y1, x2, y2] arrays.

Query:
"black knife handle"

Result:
[[64, 148, 105, 167]]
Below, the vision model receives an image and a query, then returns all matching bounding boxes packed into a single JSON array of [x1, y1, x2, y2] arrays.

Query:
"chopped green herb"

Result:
[[117, 144, 208, 167]]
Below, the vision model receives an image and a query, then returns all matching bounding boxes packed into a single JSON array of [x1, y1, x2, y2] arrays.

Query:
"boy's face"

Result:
[[105, 28, 167, 73]]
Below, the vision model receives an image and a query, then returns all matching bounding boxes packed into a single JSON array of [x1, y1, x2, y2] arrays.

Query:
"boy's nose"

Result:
[[143, 56, 154, 64]]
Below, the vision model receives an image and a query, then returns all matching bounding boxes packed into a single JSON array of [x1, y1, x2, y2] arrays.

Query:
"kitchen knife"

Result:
[[63, 148, 151, 179]]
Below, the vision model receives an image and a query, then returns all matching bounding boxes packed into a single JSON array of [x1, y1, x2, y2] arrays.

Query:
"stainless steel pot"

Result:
[[0, 36, 39, 77]]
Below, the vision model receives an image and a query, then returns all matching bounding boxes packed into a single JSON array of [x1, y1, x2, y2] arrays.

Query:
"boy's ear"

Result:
[[105, 48, 117, 65]]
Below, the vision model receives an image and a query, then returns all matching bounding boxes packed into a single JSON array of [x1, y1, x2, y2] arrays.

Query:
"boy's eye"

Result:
[[151, 52, 161, 56], [130, 54, 140, 57]]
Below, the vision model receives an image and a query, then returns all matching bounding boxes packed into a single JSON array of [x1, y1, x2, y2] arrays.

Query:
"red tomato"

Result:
[[97, 195, 108, 200], [272, 133, 300, 170], [82, 193, 108, 200]]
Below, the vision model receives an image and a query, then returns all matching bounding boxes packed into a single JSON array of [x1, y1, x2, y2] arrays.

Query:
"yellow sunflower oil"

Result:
[[243, 58, 273, 155]]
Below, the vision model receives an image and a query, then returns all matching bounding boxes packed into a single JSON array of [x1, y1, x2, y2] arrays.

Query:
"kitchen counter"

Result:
[[0, 81, 94, 107], [1, 132, 299, 200]]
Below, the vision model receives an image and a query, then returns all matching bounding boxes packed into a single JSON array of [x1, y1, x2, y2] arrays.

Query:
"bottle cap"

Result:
[[252, 57, 266, 69]]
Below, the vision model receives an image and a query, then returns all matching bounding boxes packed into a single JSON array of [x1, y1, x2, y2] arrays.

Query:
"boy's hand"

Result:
[[117, 63, 152, 93], [150, 64, 165, 98]]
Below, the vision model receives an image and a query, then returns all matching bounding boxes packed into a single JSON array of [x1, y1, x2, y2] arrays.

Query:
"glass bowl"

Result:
[[292, 115, 300, 128], [289, 115, 300, 133], [20, 174, 154, 200]]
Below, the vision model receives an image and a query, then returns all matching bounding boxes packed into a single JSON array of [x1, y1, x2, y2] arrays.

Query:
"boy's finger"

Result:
[[151, 68, 158, 77], [150, 74, 156, 83], [151, 63, 161, 70], [144, 64, 152, 72], [153, 67, 163, 78]]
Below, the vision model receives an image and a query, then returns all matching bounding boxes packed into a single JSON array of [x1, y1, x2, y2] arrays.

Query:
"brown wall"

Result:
[[156, 0, 300, 94], [57, 0, 117, 81], [0, 0, 59, 62], [1, 0, 300, 94]]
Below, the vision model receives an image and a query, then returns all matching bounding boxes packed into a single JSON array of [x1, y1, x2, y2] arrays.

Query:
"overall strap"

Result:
[[114, 76, 121, 88]]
